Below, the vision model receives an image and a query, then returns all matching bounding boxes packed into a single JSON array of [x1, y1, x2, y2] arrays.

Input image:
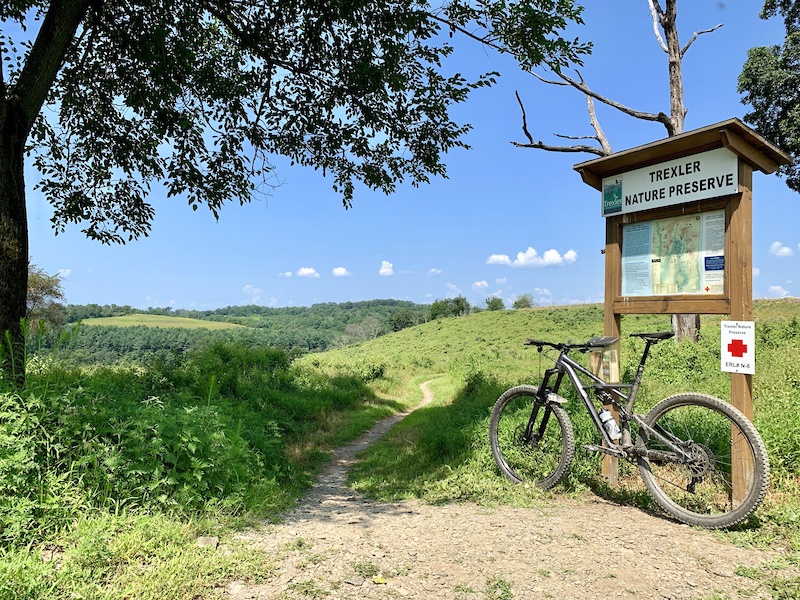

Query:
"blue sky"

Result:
[[26, 2, 799, 310]]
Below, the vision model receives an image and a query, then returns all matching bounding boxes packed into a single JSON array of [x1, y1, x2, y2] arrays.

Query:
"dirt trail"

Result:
[[225, 381, 780, 599]]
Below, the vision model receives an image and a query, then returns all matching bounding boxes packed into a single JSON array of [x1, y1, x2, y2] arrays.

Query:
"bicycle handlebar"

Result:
[[524, 331, 673, 352], [524, 336, 619, 352]]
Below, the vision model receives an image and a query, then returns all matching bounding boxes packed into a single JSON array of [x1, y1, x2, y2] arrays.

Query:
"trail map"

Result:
[[621, 210, 725, 297]]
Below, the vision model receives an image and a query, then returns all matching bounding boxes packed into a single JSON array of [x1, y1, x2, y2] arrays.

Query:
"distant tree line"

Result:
[[29, 278, 544, 364], [33, 299, 431, 364]]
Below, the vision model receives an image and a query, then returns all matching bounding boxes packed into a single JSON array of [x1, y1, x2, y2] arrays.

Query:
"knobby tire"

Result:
[[636, 393, 770, 529], [489, 385, 575, 490]]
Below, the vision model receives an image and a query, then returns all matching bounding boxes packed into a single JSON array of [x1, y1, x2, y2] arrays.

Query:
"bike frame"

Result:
[[530, 337, 690, 460]]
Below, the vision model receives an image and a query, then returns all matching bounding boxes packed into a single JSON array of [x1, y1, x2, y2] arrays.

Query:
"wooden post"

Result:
[[599, 216, 622, 484], [728, 160, 755, 504]]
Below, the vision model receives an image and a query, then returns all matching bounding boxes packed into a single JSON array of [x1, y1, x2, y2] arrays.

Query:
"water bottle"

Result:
[[599, 409, 622, 441]]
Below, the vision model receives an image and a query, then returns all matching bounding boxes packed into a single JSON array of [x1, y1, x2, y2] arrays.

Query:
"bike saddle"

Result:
[[585, 336, 619, 348], [630, 331, 675, 342]]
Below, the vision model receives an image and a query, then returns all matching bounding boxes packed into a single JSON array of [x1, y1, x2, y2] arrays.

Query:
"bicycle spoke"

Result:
[[638, 394, 769, 528]]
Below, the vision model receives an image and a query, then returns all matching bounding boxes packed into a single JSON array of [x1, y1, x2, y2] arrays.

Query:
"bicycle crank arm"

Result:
[[636, 449, 682, 463], [583, 444, 627, 459]]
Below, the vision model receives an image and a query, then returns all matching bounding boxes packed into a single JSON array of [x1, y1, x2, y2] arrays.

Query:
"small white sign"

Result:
[[721, 321, 755, 374]]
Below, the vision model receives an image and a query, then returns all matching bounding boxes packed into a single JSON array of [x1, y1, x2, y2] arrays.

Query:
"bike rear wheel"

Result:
[[637, 393, 770, 529], [489, 385, 575, 490]]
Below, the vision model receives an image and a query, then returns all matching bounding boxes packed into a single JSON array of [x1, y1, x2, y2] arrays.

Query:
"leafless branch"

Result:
[[681, 24, 723, 56], [544, 65, 675, 135], [586, 93, 612, 154], [649, 0, 668, 53], [530, 70, 570, 87], [512, 90, 609, 156], [511, 139, 607, 155], [554, 134, 598, 140], [515, 90, 535, 145]]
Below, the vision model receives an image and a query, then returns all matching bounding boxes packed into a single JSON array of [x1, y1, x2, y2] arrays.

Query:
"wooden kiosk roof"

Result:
[[573, 118, 792, 191]]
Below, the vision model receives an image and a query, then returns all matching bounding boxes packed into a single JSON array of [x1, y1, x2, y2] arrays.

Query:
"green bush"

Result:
[[0, 341, 393, 547]]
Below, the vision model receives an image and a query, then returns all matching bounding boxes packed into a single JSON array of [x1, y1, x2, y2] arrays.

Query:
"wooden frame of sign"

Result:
[[574, 118, 791, 493]]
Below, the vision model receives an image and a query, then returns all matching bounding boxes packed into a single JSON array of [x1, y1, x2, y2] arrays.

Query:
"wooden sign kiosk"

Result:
[[573, 118, 790, 493]]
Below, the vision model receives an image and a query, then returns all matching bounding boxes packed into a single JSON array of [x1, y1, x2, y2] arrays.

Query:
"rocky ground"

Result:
[[223, 382, 787, 599]]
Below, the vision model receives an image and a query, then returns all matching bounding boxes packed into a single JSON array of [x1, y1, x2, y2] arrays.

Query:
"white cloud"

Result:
[[770, 241, 794, 258], [379, 260, 394, 276], [534, 287, 551, 296], [428, 268, 442, 276], [753, 267, 760, 277], [242, 284, 261, 303], [297, 267, 320, 278], [487, 253, 512, 266], [495, 278, 507, 285], [769, 285, 791, 298], [332, 267, 351, 277], [57, 268, 72, 278], [279, 271, 293, 278], [446, 283, 462, 296], [487, 247, 578, 268], [472, 280, 489, 290]]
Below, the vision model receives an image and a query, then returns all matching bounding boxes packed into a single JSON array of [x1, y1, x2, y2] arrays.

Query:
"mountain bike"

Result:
[[488, 332, 770, 529]]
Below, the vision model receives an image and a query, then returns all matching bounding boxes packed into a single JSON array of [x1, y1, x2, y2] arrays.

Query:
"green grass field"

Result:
[[2, 300, 799, 598], [81, 314, 246, 329]]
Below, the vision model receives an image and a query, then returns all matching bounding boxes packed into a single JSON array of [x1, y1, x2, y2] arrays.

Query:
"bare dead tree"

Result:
[[512, 0, 722, 340]]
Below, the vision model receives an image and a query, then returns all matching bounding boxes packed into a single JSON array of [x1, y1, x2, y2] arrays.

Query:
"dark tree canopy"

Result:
[[4, 0, 589, 244], [739, 0, 800, 192], [0, 0, 589, 384]]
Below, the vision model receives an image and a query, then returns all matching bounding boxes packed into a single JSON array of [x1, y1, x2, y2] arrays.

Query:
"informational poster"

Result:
[[621, 210, 725, 296]]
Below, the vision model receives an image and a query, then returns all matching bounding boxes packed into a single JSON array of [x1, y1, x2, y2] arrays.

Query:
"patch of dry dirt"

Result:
[[224, 381, 781, 599]]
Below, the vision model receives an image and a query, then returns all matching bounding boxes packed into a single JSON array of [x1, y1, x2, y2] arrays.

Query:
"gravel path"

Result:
[[225, 381, 782, 599]]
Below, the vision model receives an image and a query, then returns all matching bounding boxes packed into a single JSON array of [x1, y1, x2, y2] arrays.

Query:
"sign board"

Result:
[[575, 118, 792, 488], [721, 320, 755, 374], [602, 147, 739, 217], [621, 209, 725, 297]]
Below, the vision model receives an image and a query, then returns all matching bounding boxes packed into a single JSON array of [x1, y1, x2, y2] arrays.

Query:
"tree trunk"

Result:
[[662, 0, 697, 341], [671, 313, 699, 342], [663, 0, 686, 135], [0, 109, 30, 387]]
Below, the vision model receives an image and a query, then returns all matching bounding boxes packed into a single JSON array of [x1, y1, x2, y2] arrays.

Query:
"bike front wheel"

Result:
[[637, 393, 770, 529], [489, 385, 575, 490]]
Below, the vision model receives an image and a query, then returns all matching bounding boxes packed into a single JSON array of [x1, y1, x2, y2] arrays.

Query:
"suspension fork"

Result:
[[525, 366, 566, 440]]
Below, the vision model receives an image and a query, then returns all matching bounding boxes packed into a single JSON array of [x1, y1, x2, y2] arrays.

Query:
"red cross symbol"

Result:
[[728, 338, 748, 358]]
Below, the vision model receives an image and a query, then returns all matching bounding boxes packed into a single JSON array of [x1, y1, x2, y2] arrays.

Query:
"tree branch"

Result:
[[199, 1, 298, 76], [649, 0, 668, 53], [681, 24, 723, 57], [512, 90, 608, 156], [543, 65, 675, 135], [586, 92, 612, 154], [511, 139, 607, 155], [14, 0, 91, 133], [426, 12, 504, 54]]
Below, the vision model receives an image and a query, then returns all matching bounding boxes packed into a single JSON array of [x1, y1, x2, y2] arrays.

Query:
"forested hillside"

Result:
[[40, 299, 431, 364]]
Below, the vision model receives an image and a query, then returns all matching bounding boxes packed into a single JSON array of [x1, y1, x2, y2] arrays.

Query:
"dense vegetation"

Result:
[[2, 300, 799, 597], [35, 299, 431, 363]]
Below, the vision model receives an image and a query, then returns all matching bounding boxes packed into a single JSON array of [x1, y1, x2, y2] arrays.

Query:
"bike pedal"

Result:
[[583, 444, 626, 458]]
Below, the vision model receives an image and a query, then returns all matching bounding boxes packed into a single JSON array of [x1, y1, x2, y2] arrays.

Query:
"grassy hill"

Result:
[[82, 314, 246, 329], [4, 300, 799, 597], [302, 300, 800, 544]]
